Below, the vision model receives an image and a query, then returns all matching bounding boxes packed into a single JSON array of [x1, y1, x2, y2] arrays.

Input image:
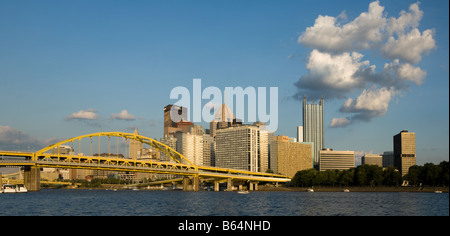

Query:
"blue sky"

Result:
[[0, 0, 448, 165]]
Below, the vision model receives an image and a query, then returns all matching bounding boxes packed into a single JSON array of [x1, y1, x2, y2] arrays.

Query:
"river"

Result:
[[0, 189, 448, 216]]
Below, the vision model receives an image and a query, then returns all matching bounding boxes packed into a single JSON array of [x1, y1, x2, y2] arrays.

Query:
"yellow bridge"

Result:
[[0, 132, 291, 191]]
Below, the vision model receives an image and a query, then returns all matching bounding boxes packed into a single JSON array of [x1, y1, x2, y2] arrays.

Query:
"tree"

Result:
[[439, 161, 449, 186], [406, 165, 422, 186], [368, 165, 384, 187], [313, 171, 327, 186], [383, 166, 402, 186], [423, 163, 442, 186], [339, 168, 354, 187], [292, 168, 317, 187], [355, 165, 369, 186]]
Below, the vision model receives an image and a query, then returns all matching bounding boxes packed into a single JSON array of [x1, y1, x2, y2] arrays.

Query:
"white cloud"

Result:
[[339, 87, 397, 121], [383, 59, 426, 86], [298, 1, 386, 53], [111, 110, 135, 121], [295, 1, 435, 127], [294, 49, 372, 99], [330, 117, 351, 128], [382, 28, 436, 64], [66, 109, 99, 120], [386, 2, 423, 36]]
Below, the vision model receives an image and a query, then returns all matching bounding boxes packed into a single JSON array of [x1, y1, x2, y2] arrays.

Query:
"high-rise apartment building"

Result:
[[270, 136, 313, 177], [176, 132, 203, 166], [394, 130, 416, 176], [303, 97, 324, 167], [215, 125, 261, 172]]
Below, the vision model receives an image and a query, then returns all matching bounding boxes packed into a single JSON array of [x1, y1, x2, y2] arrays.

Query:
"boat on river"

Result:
[[237, 190, 249, 194], [1, 184, 28, 193]]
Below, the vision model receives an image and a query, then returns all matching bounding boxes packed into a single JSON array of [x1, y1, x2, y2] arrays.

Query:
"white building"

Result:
[[176, 132, 203, 166]]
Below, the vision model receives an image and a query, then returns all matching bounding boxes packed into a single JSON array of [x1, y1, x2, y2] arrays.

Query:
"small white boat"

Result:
[[237, 190, 249, 194], [16, 185, 28, 193], [306, 188, 314, 192], [2, 184, 17, 193], [343, 189, 350, 192], [434, 190, 442, 194]]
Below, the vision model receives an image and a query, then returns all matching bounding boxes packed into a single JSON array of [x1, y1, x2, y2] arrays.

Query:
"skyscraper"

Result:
[[215, 125, 260, 172], [303, 96, 324, 167], [164, 104, 188, 137], [270, 135, 313, 177], [394, 130, 416, 176], [129, 128, 142, 159]]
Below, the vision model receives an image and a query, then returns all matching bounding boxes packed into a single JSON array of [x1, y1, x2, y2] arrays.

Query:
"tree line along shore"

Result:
[[286, 161, 449, 191]]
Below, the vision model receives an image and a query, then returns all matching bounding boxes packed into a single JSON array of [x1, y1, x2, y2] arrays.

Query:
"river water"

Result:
[[0, 189, 448, 216]]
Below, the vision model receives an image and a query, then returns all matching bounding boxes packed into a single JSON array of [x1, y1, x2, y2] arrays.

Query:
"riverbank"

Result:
[[258, 185, 449, 193]]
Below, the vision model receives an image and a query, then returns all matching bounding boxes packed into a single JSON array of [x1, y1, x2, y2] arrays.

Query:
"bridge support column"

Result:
[[182, 176, 199, 191], [227, 178, 233, 191], [24, 166, 40, 192], [214, 181, 219, 191], [193, 176, 199, 192], [183, 177, 190, 191], [249, 181, 258, 191]]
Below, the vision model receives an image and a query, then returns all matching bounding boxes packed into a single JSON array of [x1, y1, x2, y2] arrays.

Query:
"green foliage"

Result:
[[291, 161, 449, 187], [404, 161, 449, 186]]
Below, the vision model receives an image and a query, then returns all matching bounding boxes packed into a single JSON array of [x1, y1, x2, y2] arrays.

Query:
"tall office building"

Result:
[[319, 149, 355, 171], [164, 104, 188, 137], [394, 130, 416, 176], [382, 151, 394, 167], [270, 135, 313, 177], [209, 98, 242, 138], [303, 97, 324, 167], [129, 128, 143, 159]]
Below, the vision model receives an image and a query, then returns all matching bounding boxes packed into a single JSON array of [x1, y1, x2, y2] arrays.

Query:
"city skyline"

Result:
[[0, 0, 448, 165]]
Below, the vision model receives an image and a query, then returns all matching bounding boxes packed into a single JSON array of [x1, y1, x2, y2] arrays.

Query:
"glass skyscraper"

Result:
[[303, 96, 324, 167]]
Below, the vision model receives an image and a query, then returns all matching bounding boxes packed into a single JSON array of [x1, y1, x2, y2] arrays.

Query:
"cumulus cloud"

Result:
[[66, 109, 99, 120], [339, 87, 397, 122], [111, 110, 135, 121], [382, 28, 436, 64], [294, 1, 436, 127], [298, 1, 386, 53], [294, 49, 372, 99], [330, 117, 351, 128]]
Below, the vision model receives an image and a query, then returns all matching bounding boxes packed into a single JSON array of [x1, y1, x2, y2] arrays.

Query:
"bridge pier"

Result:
[[214, 180, 220, 191], [249, 181, 259, 191], [24, 166, 40, 192], [182, 176, 199, 191], [227, 178, 233, 191]]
